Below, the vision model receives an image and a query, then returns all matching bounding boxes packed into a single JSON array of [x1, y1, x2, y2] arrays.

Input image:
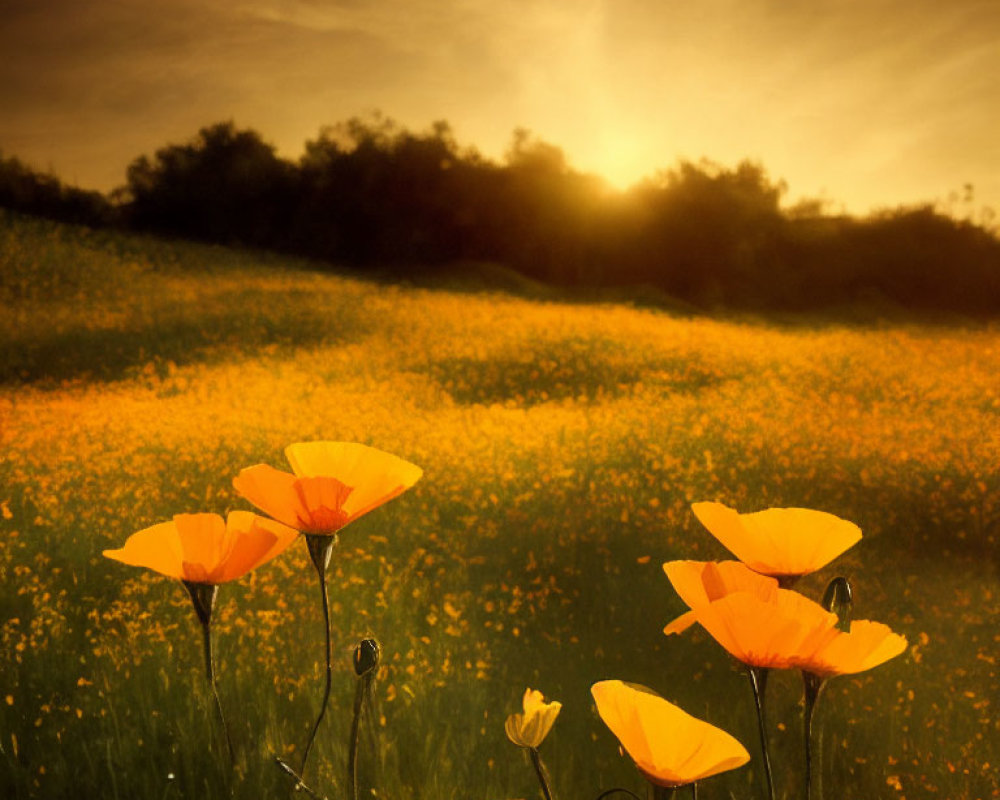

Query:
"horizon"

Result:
[[0, 112, 951, 217], [3, 112, 997, 226], [1, 1, 998, 218]]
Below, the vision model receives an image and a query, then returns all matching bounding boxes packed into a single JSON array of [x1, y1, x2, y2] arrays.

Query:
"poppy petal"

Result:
[[799, 620, 908, 676], [233, 464, 306, 529], [103, 520, 185, 579], [285, 441, 422, 522], [592, 680, 749, 787], [692, 502, 861, 576], [104, 511, 298, 585], [662, 560, 778, 635], [663, 609, 699, 636], [174, 513, 230, 581], [218, 511, 299, 582], [689, 590, 840, 669]]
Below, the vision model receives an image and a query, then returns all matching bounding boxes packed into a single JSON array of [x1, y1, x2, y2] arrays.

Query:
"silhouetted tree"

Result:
[[624, 159, 788, 304], [122, 122, 296, 247], [39, 113, 990, 316], [294, 115, 508, 267], [493, 129, 610, 285]]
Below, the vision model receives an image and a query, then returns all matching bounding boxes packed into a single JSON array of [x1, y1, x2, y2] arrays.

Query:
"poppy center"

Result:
[[292, 476, 354, 533]]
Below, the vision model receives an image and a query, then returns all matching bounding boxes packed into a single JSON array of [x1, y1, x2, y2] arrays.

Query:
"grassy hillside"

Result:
[[1, 212, 997, 799]]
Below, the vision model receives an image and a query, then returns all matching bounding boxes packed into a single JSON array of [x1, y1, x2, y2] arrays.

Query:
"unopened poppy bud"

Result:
[[354, 638, 380, 676], [822, 576, 853, 631]]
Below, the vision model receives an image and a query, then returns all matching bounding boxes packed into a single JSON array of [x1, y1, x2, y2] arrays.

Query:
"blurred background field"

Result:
[[1, 211, 997, 799]]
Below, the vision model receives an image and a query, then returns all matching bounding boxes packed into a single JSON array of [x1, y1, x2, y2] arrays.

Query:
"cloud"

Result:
[[0, 0, 419, 186]]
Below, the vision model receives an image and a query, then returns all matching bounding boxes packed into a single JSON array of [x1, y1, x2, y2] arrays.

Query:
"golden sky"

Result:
[[2, 0, 998, 217]]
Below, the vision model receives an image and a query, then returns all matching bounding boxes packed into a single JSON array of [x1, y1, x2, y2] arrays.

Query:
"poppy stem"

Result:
[[748, 666, 774, 800], [690, 782, 697, 800], [529, 747, 555, 800], [201, 620, 236, 767], [183, 582, 235, 768], [802, 671, 826, 800], [300, 534, 337, 777]]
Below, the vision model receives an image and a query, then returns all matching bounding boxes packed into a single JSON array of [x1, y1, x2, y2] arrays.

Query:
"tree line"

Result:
[[3, 116, 999, 314]]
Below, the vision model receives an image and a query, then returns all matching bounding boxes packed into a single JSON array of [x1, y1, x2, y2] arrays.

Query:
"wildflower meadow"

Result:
[[1, 211, 998, 799]]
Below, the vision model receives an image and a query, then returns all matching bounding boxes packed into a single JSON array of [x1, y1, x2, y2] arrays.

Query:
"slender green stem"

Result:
[[748, 666, 774, 800], [183, 581, 234, 768], [690, 782, 697, 800], [299, 536, 335, 776], [199, 620, 213, 681], [529, 747, 555, 800], [802, 671, 826, 800], [201, 619, 236, 767]]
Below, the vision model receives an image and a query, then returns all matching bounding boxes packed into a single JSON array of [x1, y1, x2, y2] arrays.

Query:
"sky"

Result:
[[1, 0, 998, 218]]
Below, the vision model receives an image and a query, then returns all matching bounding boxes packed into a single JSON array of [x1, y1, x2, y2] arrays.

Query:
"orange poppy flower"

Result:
[[691, 501, 862, 578], [662, 560, 779, 635], [792, 620, 908, 678], [103, 511, 299, 584], [505, 688, 562, 749], [591, 680, 750, 788], [233, 441, 423, 535], [688, 590, 842, 670]]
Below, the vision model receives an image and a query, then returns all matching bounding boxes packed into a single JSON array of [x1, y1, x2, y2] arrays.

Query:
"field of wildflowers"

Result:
[[1, 212, 998, 799]]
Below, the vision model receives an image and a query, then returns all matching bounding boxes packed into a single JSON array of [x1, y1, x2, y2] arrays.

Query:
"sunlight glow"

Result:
[[588, 134, 650, 190]]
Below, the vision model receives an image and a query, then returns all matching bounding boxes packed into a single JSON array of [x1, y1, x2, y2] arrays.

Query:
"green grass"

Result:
[[1, 210, 998, 799]]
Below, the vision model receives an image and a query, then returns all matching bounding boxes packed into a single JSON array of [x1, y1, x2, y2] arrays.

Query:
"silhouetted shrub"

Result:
[[0, 152, 112, 227], [781, 207, 1000, 314]]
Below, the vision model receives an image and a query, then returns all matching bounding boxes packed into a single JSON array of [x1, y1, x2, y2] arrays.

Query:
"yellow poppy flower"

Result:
[[793, 620, 908, 677], [688, 589, 842, 669], [233, 441, 423, 535], [102, 511, 298, 584], [691, 501, 862, 578], [662, 560, 779, 635], [591, 680, 750, 788], [504, 688, 562, 749], [689, 589, 907, 677]]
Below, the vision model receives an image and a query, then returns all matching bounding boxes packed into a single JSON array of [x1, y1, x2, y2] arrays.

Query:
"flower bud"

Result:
[[822, 576, 853, 632], [505, 688, 561, 749]]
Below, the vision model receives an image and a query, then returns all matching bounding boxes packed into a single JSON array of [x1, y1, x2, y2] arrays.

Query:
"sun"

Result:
[[584, 133, 651, 191]]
